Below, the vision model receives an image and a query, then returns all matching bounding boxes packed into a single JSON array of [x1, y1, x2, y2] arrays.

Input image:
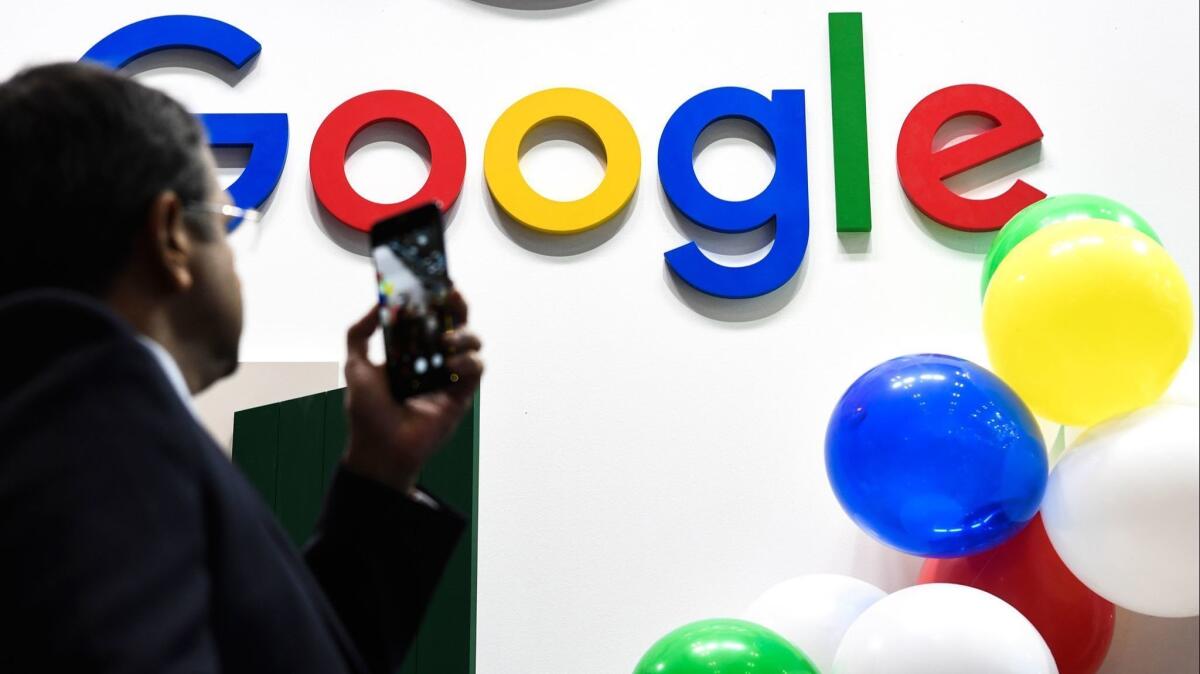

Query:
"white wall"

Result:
[[4, 0, 1197, 671]]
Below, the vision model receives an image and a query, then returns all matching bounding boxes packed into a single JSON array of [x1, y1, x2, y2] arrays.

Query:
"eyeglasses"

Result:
[[184, 202, 263, 228]]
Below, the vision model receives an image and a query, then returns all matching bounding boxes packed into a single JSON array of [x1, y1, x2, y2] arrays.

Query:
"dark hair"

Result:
[[0, 62, 213, 297]]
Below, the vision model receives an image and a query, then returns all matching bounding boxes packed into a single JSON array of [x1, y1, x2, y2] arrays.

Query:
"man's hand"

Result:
[[341, 289, 483, 494]]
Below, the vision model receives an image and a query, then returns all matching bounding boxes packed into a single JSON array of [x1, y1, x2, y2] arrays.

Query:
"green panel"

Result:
[[276, 393, 328, 547], [469, 397, 480, 674], [322, 388, 348, 492], [414, 396, 478, 674], [415, 527, 471, 674], [419, 403, 476, 511], [829, 12, 873, 233], [231, 403, 280, 509]]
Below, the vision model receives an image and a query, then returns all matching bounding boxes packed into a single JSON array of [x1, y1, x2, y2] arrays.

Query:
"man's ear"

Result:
[[146, 191, 194, 293]]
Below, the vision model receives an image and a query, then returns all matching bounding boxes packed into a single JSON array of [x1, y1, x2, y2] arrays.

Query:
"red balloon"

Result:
[[918, 514, 1115, 674]]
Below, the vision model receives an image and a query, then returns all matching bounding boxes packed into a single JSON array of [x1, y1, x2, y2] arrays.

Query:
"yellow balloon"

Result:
[[983, 219, 1194, 427]]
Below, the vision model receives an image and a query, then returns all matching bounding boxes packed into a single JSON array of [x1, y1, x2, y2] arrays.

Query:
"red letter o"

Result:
[[310, 90, 466, 232]]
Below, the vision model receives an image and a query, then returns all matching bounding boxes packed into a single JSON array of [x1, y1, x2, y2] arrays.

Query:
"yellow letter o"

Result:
[[484, 88, 640, 234]]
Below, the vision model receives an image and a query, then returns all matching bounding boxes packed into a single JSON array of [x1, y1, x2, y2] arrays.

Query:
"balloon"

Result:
[[919, 515, 1114, 674], [825, 354, 1047, 557], [832, 584, 1058, 674], [633, 618, 819, 674], [744, 575, 886, 673], [983, 219, 1193, 427], [980, 194, 1160, 297], [1041, 402, 1200, 618]]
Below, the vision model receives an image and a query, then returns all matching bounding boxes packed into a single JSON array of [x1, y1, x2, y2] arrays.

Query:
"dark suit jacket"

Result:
[[0, 290, 464, 673]]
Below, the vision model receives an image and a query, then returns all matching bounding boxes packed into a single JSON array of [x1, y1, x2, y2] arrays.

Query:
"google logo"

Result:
[[83, 14, 1047, 300]]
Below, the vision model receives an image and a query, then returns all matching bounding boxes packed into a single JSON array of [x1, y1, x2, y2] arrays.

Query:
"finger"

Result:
[[443, 288, 468, 326], [343, 352, 385, 387], [346, 305, 380, 362], [443, 328, 482, 355], [445, 353, 484, 402]]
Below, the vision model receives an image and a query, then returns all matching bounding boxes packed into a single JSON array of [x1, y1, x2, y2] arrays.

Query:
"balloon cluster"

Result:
[[633, 195, 1197, 674]]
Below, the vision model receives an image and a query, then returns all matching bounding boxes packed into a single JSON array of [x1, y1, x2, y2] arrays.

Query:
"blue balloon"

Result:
[[825, 354, 1047, 558]]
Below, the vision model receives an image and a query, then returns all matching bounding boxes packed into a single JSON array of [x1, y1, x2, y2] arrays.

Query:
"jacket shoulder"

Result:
[[0, 336, 213, 483]]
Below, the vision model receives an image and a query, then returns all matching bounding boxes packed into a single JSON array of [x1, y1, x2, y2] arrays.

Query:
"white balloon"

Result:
[[832, 583, 1057, 674], [1041, 401, 1200, 618], [743, 574, 886, 673]]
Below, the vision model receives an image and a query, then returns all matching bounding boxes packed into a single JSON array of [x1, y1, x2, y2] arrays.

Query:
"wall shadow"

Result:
[[693, 117, 776, 161], [691, 117, 776, 203], [905, 200, 996, 255], [942, 142, 1042, 196], [212, 145, 253, 173], [455, 0, 608, 13], [117, 48, 256, 87], [930, 113, 996, 153], [838, 232, 871, 255], [308, 187, 372, 257], [347, 120, 433, 168], [519, 119, 606, 169], [662, 260, 805, 324], [1102, 610, 1199, 673], [848, 531, 924, 593]]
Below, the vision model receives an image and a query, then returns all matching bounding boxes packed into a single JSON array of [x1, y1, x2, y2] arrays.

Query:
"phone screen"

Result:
[[370, 204, 454, 399]]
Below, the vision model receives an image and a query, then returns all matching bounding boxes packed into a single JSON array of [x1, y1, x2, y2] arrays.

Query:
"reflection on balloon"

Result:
[[1042, 402, 1200, 618], [919, 515, 1114, 674], [983, 219, 1193, 427], [832, 584, 1057, 674], [633, 618, 818, 674], [826, 354, 1047, 557], [980, 193, 1160, 297], [744, 574, 885, 673]]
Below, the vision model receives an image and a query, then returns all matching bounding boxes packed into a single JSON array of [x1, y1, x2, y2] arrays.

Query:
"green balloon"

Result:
[[633, 618, 820, 674], [980, 194, 1161, 299]]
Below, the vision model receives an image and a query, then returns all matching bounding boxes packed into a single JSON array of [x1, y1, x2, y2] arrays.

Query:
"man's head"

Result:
[[0, 62, 242, 391]]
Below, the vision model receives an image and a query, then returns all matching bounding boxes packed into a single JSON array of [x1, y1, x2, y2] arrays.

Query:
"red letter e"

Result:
[[897, 84, 1044, 232]]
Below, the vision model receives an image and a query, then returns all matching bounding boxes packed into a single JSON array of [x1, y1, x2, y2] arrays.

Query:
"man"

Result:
[[0, 62, 483, 673]]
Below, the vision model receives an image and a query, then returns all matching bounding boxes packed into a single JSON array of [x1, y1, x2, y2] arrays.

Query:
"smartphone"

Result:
[[370, 203, 455, 400]]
